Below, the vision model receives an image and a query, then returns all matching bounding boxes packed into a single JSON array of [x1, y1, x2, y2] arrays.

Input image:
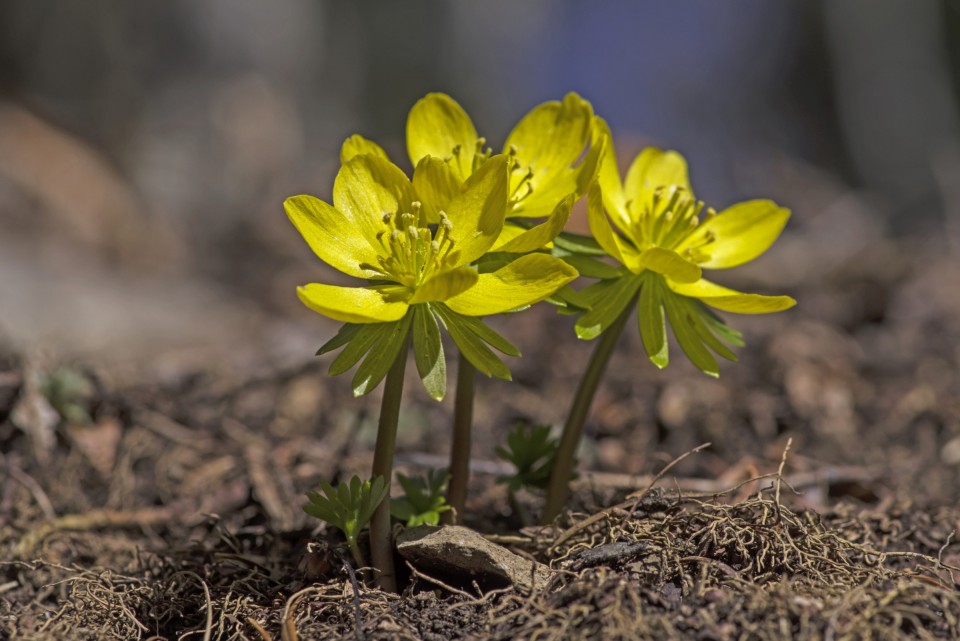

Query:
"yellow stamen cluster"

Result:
[[506, 144, 535, 206], [627, 186, 716, 262], [370, 201, 460, 287]]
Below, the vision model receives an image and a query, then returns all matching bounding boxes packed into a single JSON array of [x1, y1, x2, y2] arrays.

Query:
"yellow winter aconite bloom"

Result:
[[343, 92, 604, 254], [285, 153, 577, 398], [575, 129, 795, 376]]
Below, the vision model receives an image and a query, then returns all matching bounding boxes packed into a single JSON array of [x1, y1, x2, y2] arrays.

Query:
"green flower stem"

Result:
[[542, 298, 635, 524], [445, 353, 475, 524], [347, 536, 367, 574], [369, 332, 411, 593]]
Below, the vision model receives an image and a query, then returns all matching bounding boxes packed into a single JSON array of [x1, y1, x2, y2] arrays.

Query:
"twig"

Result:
[[773, 437, 793, 527], [404, 561, 474, 599], [342, 558, 366, 641]]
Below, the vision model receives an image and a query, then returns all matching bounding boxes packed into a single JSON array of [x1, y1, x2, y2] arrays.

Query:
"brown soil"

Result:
[[2, 231, 960, 640]]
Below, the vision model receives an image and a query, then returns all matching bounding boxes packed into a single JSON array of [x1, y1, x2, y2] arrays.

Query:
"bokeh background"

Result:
[[2, 0, 959, 375]]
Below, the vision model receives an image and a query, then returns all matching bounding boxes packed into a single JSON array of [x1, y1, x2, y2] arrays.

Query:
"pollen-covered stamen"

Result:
[[659, 195, 706, 249]]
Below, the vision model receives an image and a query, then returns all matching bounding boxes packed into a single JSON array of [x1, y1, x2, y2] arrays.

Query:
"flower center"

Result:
[[368, 201, 461, 288], [629, 186, 715, 259]]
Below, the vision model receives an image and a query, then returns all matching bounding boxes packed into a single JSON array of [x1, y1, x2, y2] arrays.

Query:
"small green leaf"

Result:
[[317, 323, 363, 356], [412, 305, 446, 400], [554, 252, 624, 280], [352, 313, 413, 396], [574, 276, 642, 340], [304, 475, 388, 544], [329, 323, 390, 376], [390, 468, 451, 526], [495, 424, 567, 492], [663, 293, 719, 377], [553, 230, 608, 256], [434, 305, 512, 379], [638, 274, 669, 369]]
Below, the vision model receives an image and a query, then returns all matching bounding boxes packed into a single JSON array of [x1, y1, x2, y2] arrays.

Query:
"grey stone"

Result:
[[396, 525, 552, 593]]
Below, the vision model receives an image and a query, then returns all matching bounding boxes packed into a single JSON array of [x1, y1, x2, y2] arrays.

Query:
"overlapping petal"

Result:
[[622, 147, 691, 217], [284, 195, 382, 279], [407, 93, 478, 181], [412, 156, 461, 224], [408, 267, 478, 305], [444, 155, 509, 266], [445, 253, 578, 316], [503, 93, 594, 218], [297, 284, 409, 324], [333, 155, 416, 247], [493, 196, 573, 253]]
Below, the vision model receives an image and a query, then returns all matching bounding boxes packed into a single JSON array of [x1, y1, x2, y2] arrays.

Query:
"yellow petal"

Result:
[[412, 155, 462, 224], [594, 117, 630, 230], [406, 93, 478, 180], [677, 200, 790, 269], [587, 182, 642, 270], [503, 93, 594, 217], [445, 253, 577, 316], [297, 284, 409, 323], [667, 279, 796, 314], [285, 195, 382, 279], [494, 196, 572, 252], [623, 148, 691, 214], [637, 247, 702, 284], [444, 155, 509, 266], [333, 154, 416, 247], [408, 267, 478, 305], [340, 134, 389, 164]]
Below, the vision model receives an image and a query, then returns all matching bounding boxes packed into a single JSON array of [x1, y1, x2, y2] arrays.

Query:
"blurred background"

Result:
[[1, 0, 959, 374]]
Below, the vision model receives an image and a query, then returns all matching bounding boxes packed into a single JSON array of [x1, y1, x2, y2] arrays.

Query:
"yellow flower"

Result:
[[343, 92, 604, 254], [575, 127, 795, 376], [285, 153, 577, 397]]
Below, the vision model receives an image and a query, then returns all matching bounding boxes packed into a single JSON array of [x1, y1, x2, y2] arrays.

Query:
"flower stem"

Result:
[[541, 300, 634, 524], [445, 353, 475, 524], [369, 332, 410, 593]]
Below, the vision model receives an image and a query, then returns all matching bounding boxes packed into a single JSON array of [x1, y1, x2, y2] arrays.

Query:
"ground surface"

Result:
[[2, 220, 960, 640]]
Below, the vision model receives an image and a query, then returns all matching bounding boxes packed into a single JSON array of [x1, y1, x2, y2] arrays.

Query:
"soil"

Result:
[[2, 223, 960, 639]]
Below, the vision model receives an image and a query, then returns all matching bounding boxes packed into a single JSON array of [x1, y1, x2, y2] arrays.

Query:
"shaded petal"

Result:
[[333, 155, 416, 247], [297, 283, 409, 323], [407, 93, 478, 180], [636, 247, 702, 283], [444, 155, 509, 266], [494, 195, 572, 252], [677, 200, 790, 269], [285, 195, 381, 279], [504, 93, 593, 217], [444, 253, 577, 316], [667, 278, 796, 314], [412, 155, 462, 224], [594, 117, 631, 232], [408, 267, 479, 305], [623, 148, 691, 214], [587, 181, 642, 269], [340, 134, 389, 164]]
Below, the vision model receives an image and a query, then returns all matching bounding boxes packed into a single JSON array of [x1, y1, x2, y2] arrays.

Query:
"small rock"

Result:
[[397, 525, 552, 593]]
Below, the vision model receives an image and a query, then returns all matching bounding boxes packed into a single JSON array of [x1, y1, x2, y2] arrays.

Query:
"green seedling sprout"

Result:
[[495, 424, 568, 525], [303, 475, 388, 570], [38, 366, 95, 425], [540, 133, 796, 523], [391, 468, 451, 526]]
